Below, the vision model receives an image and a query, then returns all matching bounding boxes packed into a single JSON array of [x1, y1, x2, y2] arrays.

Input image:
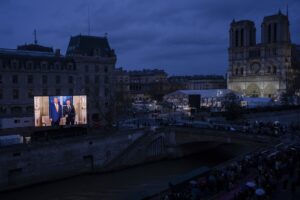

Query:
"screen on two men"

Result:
[[34, 96, 87, 127]]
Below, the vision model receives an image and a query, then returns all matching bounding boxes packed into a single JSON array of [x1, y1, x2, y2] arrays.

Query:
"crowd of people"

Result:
[[245, 121, 287, 136], [158, 142, 300, 200]]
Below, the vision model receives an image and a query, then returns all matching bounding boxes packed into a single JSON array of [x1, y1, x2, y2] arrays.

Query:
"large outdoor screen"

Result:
[[34, 96, 87, 127]]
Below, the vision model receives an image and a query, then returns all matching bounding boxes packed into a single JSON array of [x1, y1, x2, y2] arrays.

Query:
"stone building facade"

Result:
[[227, 11, 300, 98], [0, 35, 116, 129]]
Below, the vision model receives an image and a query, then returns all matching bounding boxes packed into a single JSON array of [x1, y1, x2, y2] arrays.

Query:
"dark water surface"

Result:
[[0, 143, 257, 200]]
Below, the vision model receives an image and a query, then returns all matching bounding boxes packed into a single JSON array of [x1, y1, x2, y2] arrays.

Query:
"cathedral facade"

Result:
[[227, 11, 300, 98]]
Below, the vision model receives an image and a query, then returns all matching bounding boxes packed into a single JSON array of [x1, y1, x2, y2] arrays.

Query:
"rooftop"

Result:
[[0, 48, 57, 58], [169, 75, 225, 81], [17, 44, 54, 53], [129, 69, 167, 76], [167, 89, 234, 98], [66, 35, 115, 57]]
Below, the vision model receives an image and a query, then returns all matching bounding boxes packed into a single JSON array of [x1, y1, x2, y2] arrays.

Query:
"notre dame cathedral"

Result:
[[227, 11, 300, 98]]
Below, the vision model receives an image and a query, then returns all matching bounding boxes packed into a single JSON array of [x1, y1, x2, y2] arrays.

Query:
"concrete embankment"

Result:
[[0, 130, 144, 192]]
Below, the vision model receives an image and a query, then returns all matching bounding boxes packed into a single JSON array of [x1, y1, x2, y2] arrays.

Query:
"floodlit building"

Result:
[[227, 11, 300, 98]]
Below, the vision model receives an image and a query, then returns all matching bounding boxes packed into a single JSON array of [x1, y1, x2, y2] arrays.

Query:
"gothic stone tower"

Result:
[[227, 11, 298, 98]]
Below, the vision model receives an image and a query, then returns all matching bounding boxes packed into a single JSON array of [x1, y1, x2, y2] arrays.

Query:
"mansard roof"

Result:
[[66, 35, 115, 57]]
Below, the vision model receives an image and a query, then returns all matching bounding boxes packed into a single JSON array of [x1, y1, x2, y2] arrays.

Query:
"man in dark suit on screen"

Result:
[[49, 97, 62, 127], [63, 99, 76, 125]]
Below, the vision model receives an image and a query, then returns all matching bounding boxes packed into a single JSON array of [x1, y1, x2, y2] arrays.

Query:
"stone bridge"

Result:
[[104, 127, 277, 170], [167, 127, 276, 146]]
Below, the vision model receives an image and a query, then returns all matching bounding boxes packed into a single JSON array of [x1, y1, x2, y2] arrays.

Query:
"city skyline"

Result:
[[0, 0, 299, 75]]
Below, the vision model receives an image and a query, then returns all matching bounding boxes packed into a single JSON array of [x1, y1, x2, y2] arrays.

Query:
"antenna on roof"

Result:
[[105, 32, 108, 38], [34, 29, 38, 44], [286, 3, 289, 17], [87, 0, 91, 36]]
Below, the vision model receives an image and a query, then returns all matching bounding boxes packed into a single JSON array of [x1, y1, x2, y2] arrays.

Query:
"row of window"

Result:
[[84, 65, 109, 73], [0, 60, 76, 71], [0, 106, 34, 115], [0, 74, 111, 85], [0, 87, 110, 100], [0, 61, 114, 74], [0, 88, 73, 99], [85, 75, 109, 84], [0, 74, 75, 85]]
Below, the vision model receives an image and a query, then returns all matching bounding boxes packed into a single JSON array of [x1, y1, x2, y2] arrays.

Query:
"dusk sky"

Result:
[[0, 0, 299, 75]]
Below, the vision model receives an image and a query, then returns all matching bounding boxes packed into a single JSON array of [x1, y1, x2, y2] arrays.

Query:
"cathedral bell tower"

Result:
[[229, 20, 256, 48], [261, 10, 291, 44]]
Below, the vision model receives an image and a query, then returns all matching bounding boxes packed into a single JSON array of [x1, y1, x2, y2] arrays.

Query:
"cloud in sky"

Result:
[[0, 0, 299, 75]]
